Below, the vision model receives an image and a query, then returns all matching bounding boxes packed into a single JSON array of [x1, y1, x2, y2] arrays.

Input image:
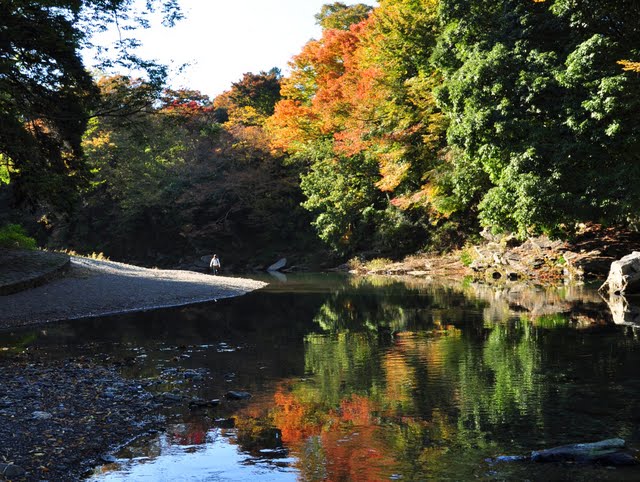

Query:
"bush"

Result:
[[366, 258, 393, 271], [0, 224, 37, 249], [459, 249, 473, 267]]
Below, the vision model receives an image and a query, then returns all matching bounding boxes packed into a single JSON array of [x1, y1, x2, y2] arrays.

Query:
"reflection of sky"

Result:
[[91, 430, 298, 481]]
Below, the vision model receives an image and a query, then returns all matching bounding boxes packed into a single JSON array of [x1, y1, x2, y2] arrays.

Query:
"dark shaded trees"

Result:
[[0, 0, 181, 209], [61, 76, 318, 267]]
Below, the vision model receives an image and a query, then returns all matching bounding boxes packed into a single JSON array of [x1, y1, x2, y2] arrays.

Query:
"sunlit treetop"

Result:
[[315, 2, 373, 30]]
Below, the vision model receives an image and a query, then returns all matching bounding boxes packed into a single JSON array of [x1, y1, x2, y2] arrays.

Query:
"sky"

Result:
[[87, 0, 378, 99]]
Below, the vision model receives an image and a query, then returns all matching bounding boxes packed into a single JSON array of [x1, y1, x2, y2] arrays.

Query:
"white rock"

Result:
[[267, 258, 287, 272]]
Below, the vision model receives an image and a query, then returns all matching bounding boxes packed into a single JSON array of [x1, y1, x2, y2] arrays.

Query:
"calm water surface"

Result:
[[3, 274, 640, 481]]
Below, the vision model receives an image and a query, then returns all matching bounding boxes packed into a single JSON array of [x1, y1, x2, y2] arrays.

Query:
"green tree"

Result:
[[315, 2, 373, 30], [434, 0, 640, 236], [227, 68, 282, 120], [299, 147, 381, 253]]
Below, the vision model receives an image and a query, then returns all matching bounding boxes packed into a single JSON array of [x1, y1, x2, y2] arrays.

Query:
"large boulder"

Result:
[[601, 252, 640, 295]]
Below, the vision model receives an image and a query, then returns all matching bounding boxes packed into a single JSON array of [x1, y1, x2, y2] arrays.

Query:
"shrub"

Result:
[[459, 249, 473, 267], [366, 258, 393, 271], [0, 224, 37, 250]]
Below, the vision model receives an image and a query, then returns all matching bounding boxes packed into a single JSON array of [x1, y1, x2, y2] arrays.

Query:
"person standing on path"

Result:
[[210, 254, 221, 275]]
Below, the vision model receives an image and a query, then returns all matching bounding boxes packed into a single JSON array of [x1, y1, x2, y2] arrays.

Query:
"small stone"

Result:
[[158, 393, 182, 403], [32, 410, 52, 420], [225, 391, 252, 400], [213, 417, 236, 428], [188, 398, 220, 409]]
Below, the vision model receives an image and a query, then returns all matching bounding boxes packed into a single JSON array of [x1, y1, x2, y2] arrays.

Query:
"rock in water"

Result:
[[531, 438, 637, 465], [225, 391, 252, 400], [0, 463, 26, 477], [267, 258, 287, 272], [601, 252, 640, 295], [489, 455, 528, 463], [32, 410, 53, 420]]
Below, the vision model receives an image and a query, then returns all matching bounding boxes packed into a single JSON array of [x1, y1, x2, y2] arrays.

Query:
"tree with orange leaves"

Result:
[[268, 1, 448, 256]]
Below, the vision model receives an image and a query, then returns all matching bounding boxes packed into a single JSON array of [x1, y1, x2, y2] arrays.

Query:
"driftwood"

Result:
[[600, 252, 640, 295], [490, 438, 638, 466]]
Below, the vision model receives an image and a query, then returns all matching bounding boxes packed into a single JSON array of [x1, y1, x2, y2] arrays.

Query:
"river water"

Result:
[[5, 274, 640, 480]]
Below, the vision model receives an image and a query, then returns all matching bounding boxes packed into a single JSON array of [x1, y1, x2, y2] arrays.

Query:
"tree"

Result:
[[60, 74, 319, 267], [268, 1, 447, 255], [228, 68, 282, 119], [315, 2, 373, 30], [434, 0, 640, 236], [0, 0, 181, 209]]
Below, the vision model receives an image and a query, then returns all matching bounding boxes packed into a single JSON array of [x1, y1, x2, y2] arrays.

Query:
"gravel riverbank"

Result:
[[0, 256, 267, 480], [0, 256, 267, 329], [0, 354, 165, 481]]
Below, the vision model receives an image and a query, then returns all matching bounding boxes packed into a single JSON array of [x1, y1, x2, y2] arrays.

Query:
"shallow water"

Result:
[[3, 274, 640, 481]]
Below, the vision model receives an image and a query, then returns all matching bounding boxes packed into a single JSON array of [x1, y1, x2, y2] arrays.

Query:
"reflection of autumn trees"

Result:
[[233, 415, 283, 455], [304, 333, 383, 406], [270, 387, 407, 481], [310, 276, 487, 334], [73, 274, 623, 479], [241, 275, 602, 477], [455, 321, 544, 449], [168, 421, 209, 447], [229, 277, 570, 479], [254, 330, 465, 480]]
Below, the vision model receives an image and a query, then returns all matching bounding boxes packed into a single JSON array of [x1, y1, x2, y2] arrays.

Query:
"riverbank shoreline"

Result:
[[0, 253, 268, 480], [346, 224, 640, 285], [0, 253, 267, 330]]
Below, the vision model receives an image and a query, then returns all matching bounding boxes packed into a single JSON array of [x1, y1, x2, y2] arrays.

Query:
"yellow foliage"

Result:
[[618, 60, 640, 72], [83, 130, 114, 150], [57, 249, 109, 260], [376, 156, 409, 192]]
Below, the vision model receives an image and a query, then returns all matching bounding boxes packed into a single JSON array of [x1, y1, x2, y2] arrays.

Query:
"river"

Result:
[[4, 274, 640, 480]]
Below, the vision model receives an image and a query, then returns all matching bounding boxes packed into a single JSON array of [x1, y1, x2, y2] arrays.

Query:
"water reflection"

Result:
[[1, 274, 640, 481], [94, 427, 298, 481]]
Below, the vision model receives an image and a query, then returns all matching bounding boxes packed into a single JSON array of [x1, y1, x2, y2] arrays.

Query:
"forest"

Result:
[[1, 0, 639, 270]]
